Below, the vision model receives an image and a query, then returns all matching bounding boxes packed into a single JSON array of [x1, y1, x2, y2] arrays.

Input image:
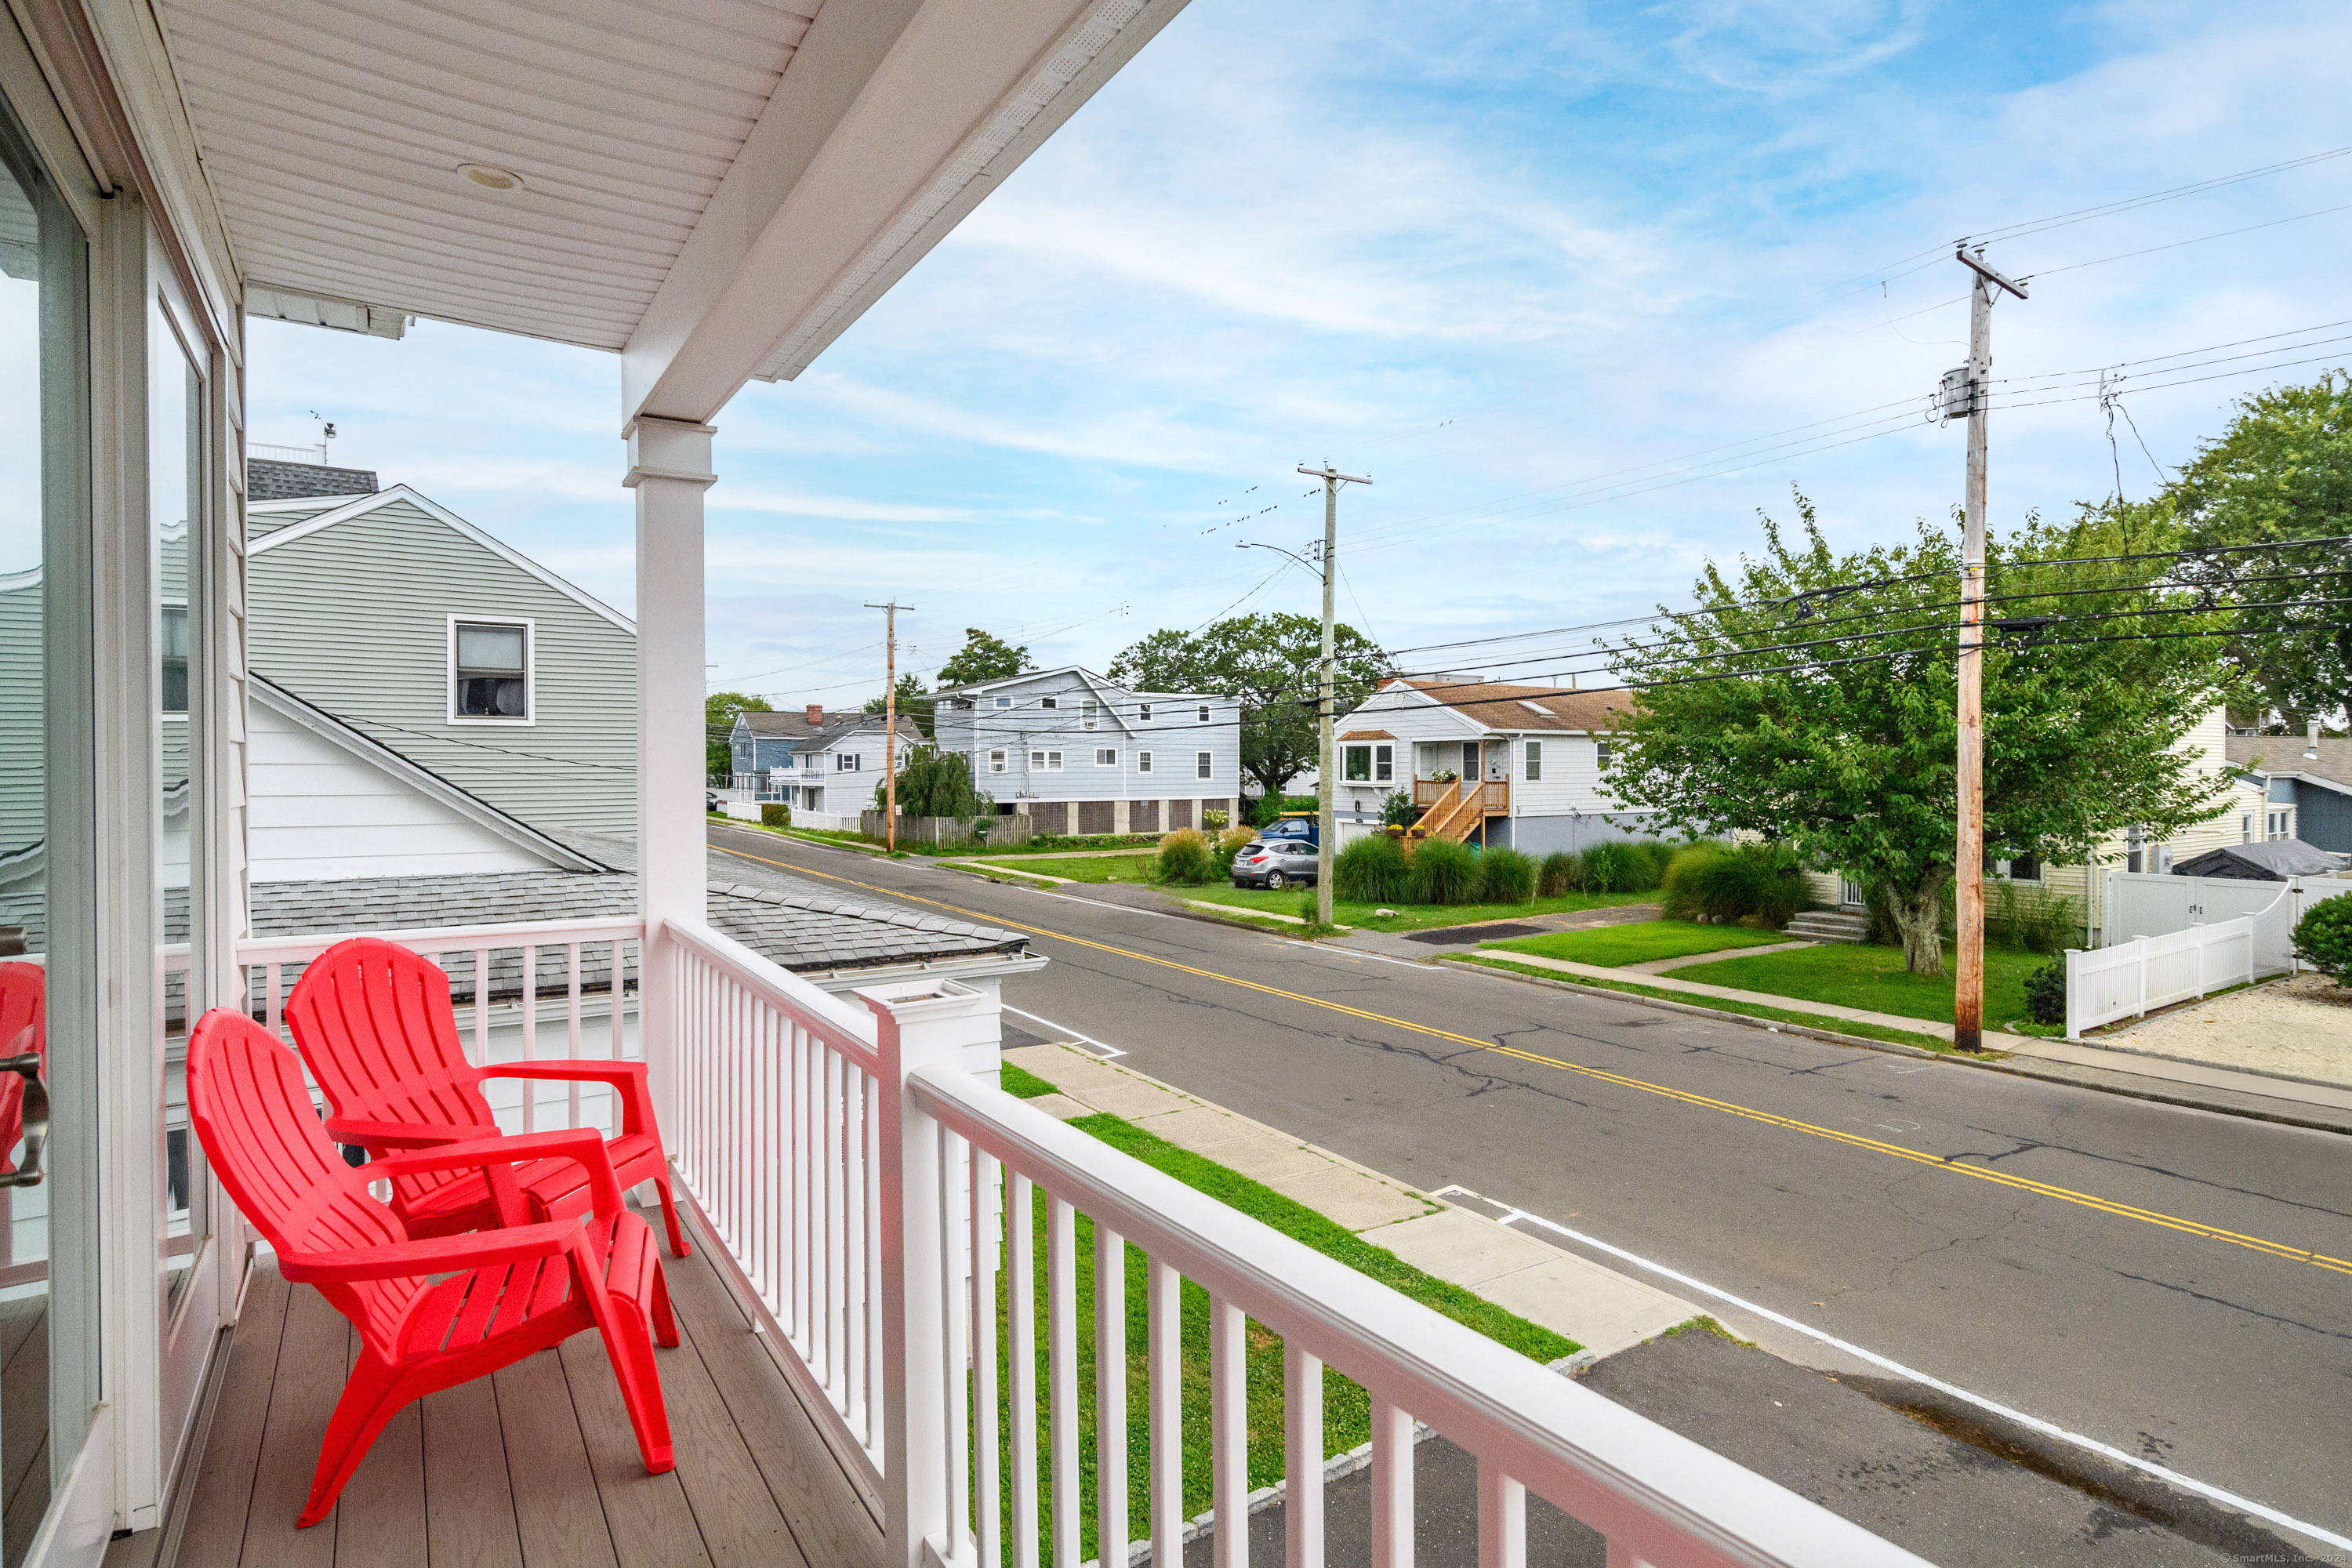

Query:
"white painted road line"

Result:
[[1493, 1203, 2352, 1554], [1000, 1004, 1127, 1059]]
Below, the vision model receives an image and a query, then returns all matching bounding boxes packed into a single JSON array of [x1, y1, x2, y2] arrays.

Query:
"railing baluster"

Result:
[[937, 1127, 970, 1565], [865, 1067, 884, 1453], [1094, 1220, 1128, 1568], [847, 1064, 867, 1439], [520, 942, 538, 1132], [472, 947, 490, 1080], [825, 1047, 844, 1395], [1286, 1342, 1323, 1568], [1008, 1172, 1039, 1568], [1149, 1256, 1181, 1568], [795, 1023, 811, 1347], [565, 941, 583, 1127], [1477, 1463, 1525, 1568], [1210, 1294, 1247, 1566], [1047, 1195, 1078, 1568], [264, 960, 281, 1037], [1371, 1397, 1413, 1568], [972, 1146, 1003, 1568]]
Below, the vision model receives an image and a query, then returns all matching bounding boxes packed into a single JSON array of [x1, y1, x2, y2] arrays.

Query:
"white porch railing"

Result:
[[650, 914, 1926, 1568]]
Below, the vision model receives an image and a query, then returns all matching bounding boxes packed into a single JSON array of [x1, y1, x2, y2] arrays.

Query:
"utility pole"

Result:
[[1296, 461, 1371, 927], [1950, 245, 2026, 1053], [865, 600, 914, 852]]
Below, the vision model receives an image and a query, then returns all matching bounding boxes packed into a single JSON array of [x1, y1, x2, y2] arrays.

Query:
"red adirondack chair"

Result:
[[285, 937, 688, 1257], [0, 962, 44, 1178], [188, 1007, 677, 1526]]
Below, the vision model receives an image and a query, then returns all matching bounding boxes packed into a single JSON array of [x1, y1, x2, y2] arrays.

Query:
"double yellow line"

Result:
[[716, 837, 2352, 1279]]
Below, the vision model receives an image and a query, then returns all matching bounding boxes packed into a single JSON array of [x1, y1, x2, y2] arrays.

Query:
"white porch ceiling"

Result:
[[148, 0, 1187, 417]]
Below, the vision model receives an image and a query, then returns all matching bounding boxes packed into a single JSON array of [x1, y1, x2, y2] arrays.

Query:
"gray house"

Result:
[[2227, 733, 2349, 854], [728, 706, 921, 829], [245, 459, 637, 839], [929, 666, 1243, 834]]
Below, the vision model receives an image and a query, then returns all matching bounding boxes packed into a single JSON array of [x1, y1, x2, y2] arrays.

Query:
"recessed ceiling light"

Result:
[[456, 162, 523, 191]]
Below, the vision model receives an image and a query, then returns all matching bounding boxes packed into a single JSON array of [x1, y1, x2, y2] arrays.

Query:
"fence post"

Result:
[[2063, 949, 2081, 1040], [2135, 936, 2148, 1022], [863, 978, 1000, 1568]]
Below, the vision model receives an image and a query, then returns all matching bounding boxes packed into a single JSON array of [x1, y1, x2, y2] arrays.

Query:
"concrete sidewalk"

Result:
[[1456, 949, 2352, 1133], [1003, 1040, 1700, 1359]]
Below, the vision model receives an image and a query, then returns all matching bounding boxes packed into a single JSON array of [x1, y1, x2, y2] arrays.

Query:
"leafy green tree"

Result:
[[935, 627, 1034, 688], [706, 691, 770, 777], [864, 673, 934, 739], [875, 745, 992, 817], [2165, 373, 2352, 729], [1607, 500, 2228, 975], [1109, 612, 1387, 803]]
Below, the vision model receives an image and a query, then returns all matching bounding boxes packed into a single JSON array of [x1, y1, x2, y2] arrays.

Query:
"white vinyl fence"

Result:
[[2066, 877, 2348, 1038]]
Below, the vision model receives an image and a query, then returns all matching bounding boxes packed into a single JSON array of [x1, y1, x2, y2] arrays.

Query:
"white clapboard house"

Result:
[[0, 6, 1918, 1566], [728, 704, 921, 829], [930, 666, 1243, 834]]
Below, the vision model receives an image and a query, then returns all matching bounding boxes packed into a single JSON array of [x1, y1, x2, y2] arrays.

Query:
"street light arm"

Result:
[[1236, 540, 1321, 574]]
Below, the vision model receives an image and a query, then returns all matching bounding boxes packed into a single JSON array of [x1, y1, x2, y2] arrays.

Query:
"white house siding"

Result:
[[247, 495, 637, 837], [245, 498, 347, 539], [0, 570, 40, 895], [933, 669, 1242, 833], [245, 699, 555, 880]]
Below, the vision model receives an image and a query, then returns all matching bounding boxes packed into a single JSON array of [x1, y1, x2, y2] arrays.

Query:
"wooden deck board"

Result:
[[151, 1207, 880, 1568]]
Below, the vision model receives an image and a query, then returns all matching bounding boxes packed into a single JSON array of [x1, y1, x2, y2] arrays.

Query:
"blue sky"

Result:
[[246, 0, 2352, 706]]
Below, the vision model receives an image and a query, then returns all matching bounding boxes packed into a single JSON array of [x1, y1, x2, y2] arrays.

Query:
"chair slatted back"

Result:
[[0, 963, 45, 1176], [285, 938, 499, 1207], [189, 1009, 423, 1351]]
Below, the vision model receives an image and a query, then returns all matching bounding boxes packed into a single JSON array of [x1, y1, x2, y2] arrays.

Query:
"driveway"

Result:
[[2103, 971, 2352, 1088]]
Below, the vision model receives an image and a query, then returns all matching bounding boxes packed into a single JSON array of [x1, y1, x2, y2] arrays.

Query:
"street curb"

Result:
[[1445, 955, 2352, 1138]]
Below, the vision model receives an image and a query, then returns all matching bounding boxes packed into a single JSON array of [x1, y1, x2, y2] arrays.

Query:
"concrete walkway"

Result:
[[1002, 1041, 1699, 1359], [1618, 938, 1813, 975], [1460, 949, 2352, 1127]]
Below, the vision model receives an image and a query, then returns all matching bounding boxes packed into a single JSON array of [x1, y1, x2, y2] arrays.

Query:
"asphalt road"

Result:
[[708, 824, 2352, 1553]]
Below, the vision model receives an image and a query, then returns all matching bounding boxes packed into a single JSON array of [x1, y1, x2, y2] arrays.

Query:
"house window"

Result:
[[1083, 700, 1098, 729], [1196, 704, 1210, 723], [1139, 751, 1153, 773], [1139, 703, 1152, 722], [1196, 751, 1212, 779], [452, 619, 530, 720], [161, 604, 189, 714], [1375, 744, 1393, 782], [989, 750, 1007, 773], [1595, 740, 1612, 768], [1041, 695, 1058, 710], [2269, 810, 2291, 841], [2009, 849, 2042, 880], [1032, 750, 1063, 771], [1524, 741, 1541, 782], [1096, 748, 1118, 767], [995, 695, 1013, 710], [837, 753, 862, 772], [2244, 814, 2256, 844], [1343, 745, 1371, 782]]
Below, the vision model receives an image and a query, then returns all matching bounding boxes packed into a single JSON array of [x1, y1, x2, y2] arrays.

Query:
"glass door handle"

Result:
[[0, 1047, 46, 1189]]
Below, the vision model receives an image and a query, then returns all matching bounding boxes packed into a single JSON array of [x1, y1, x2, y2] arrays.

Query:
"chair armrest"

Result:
[[325, 1116, 502, 1151], [371, 1127, 626, 1218], [279, 1218, 583, 1283], [481, 1060, 656, 1138]]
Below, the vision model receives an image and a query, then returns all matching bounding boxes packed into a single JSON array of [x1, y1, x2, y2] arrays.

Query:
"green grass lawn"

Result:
[[971, 852, 1160, 884], [1182, 883, 1652, 934], [1668, 941, 2049, 1029], [989, 1069, 1575, 1560], [1448, 955, 1956, 1052], [1484, 919, 1791, 967]]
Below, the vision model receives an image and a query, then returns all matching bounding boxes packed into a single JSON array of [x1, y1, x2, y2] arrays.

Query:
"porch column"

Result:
[[625, 416, 715, 1137]]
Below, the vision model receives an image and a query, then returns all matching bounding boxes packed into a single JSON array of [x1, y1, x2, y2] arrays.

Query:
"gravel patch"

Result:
[[2102, 971, 2352, 1088]]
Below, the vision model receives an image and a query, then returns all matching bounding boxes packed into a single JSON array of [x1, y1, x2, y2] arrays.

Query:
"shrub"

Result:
[[1579, 840, 1642, 894], [1627, 839, 1675, 889], [1479, 847, 1538, 904], [875, 745, 991, 817], [2025, 958, 2068, 1025], [2293, 895, 2352, 985], [760, 803, 789, 828], [1334, 834, 1414, 903], [1381, 791, 1418, 828], [1156, 829, 1216, 886], [1988, 879, 2082, 954], [1219, 825, 1258, 860], [1537, 851, 1583, 897], [1411, 837, 1482, 904], [1202, 808, 1230, 832], [1661, 842, 1807, 928]]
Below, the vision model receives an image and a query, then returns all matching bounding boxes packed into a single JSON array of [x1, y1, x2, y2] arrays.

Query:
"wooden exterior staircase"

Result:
[[1411, 778, 1508, 844]]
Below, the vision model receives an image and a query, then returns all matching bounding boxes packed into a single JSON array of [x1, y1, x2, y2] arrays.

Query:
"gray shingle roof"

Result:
[[247, 458, 380, 501], [735, 710, 919, 748]]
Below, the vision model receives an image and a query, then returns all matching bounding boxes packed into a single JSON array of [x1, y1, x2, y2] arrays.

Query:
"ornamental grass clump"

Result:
[[1411, 838, 1482, 905], [1155, 829, 1216, 886], [1334, 834, 1414, 903], [1661, 841, 1806, 927], [1537, 851, 1584, 896], [1579, 840, 1645, 894], [1478, 847, 1538, 904]]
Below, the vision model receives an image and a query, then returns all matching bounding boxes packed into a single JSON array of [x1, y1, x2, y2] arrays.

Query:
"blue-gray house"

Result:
[[2228, 733, 2352, 855]]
